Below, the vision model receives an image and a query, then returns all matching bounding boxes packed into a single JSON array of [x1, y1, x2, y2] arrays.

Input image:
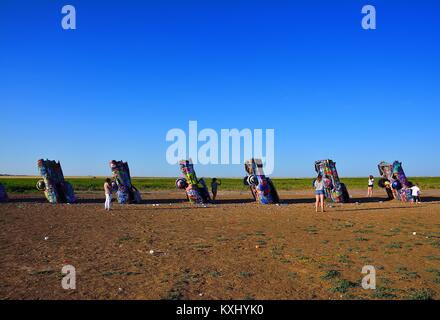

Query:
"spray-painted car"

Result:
[[378, 161, 412, 202], [176, 159, 211, 204], [109, 160, 141, 204], [243, 158, 279, 204], [36, 159, 76, 204], [314, 159, 350, 203], [0, 184, 8, 202]]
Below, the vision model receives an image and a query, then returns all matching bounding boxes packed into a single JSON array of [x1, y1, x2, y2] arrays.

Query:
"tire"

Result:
[[36, 180, 46, 191], [378, 178, 388, 188], [247, 175, 258, 186]]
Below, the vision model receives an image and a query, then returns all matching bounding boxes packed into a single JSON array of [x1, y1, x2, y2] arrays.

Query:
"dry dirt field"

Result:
[[1, 189, 440, 300]]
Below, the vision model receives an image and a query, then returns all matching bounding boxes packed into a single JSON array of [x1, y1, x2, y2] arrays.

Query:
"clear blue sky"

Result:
[[1, 0, 439, 177]]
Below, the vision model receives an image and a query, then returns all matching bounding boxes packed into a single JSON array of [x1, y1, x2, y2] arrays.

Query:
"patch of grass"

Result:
[[371, 286, 398, 299], [31, 269, 54, 275], [424, 256, 440, 261], [359, 257, 373, 264], [384, 242, 403, 249], [162, 269, 199, 300], [164, 287, 184, 300], [304, 226, 319, 234], [298, 256, 313, 264], [102, 271, 141, 277], [321, 270, 341, 280], [431, 241, 440, 249], [271, 245, 285, 257], [407, 288, 434, 300], [355, 237, 369, 242], [117, 235, 134, 243], [215, 235, 230, 242], [343, 221, 355, 228], [337, 254, 351, 264], [395, 266, 419, 279], [238, 271, 253, 278], [426, 268, 440, 276], [244, 293, 255, 300], [193, 243, 212, 250], [426, 269, 440, 284], [381, 278, 393, 286], [330, 279, 357, 293], [207, 270, 221, 278], [354, 229, 373, 234]]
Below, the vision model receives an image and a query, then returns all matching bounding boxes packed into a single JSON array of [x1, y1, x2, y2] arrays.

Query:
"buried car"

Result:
[[378, 161, 413, 202], [176, 159, 211, 204], [36, 159, 76, 204], [314, 159, 350, 203], [109, 160, 142, 204], [243, 158, 279, 204]]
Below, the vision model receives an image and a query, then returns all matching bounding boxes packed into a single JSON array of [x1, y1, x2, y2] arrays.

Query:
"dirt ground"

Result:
[[1, 189, 440, 300]]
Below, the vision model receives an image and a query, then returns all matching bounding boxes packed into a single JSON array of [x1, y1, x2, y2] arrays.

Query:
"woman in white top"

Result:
[[104, 178, 112, 211], [367, 175, 375, 197], [314, 175, 325, 213]]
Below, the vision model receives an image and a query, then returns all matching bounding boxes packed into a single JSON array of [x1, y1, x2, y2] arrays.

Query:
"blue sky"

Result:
[[1, 0, 439, 177]]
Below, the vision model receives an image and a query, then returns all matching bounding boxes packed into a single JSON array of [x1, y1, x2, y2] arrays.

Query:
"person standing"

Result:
[[314, 175, 325, 213], [367, 175, 375, 197], [211, 178, 221, 201], [410, 184, 421, 204], [104, 178, 113, 211]]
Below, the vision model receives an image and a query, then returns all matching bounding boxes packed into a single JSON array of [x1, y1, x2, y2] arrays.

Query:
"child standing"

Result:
[[410, 184, 421, 204], [367, 175, 375, 197], [211, 178, 221, 201], [104, 178, 112, 210]]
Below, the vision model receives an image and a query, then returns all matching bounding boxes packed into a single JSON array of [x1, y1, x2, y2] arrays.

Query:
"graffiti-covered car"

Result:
[[243, 158, 279, 204], [109, 160, 142, 204], [314, 159, 350, 203], [36, 159, 76, 204]]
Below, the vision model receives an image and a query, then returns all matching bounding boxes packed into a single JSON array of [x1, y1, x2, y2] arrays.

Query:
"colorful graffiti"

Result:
[[176, 159, 211, 204], [243, 158, 279, 204], [109, 160, 142, 204], [314, 159, 350, 203], [36, 159, 76, 204], [378, 161, 412, 202]]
